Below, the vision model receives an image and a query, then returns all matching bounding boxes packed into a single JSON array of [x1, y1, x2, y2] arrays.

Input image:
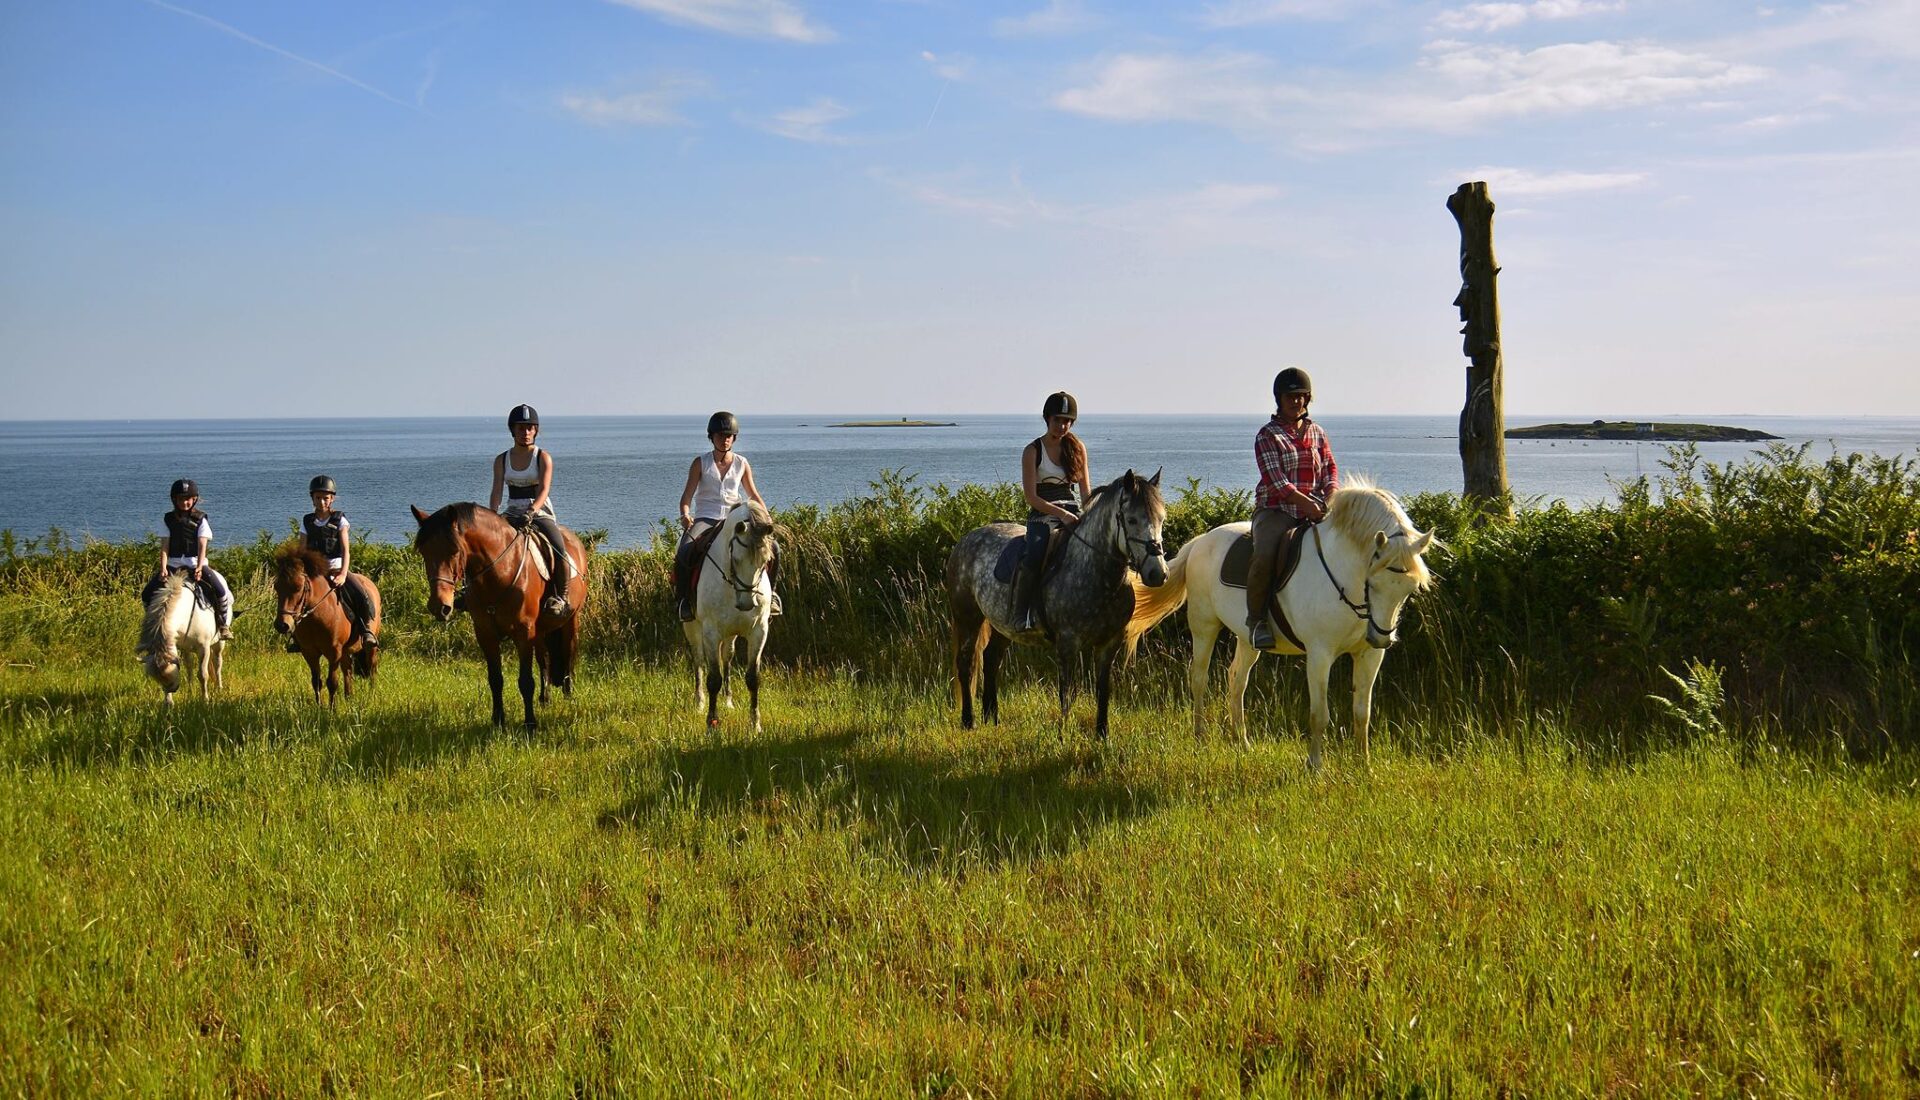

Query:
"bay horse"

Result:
[[683, 501, 778, 730], [1125, 479, 1436, 770], [272, 546, 383, 707], [139, 571, 224, 706], [946, 469, 1169, 738], [411, 503, 589, 729]]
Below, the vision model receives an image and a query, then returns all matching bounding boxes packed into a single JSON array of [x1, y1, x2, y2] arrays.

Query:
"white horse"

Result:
[[684, 501, 778, 730], [140, 571, 225, 706], [1127, 480, 1435, 769]]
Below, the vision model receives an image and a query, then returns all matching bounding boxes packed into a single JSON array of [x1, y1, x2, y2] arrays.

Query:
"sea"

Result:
[[3, 415, 1915, 550]]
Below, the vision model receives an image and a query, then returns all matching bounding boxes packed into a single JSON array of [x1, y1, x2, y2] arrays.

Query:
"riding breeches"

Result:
[[336, 575, 376, 633], [1245, 508, 1308, 628]]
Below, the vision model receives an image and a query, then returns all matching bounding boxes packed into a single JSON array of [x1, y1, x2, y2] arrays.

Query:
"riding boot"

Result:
[[673, 552, 694, 621], [1245, 507, 1286, 650], [1012, 553, 1044, 633], [532, 516, 573, 619]]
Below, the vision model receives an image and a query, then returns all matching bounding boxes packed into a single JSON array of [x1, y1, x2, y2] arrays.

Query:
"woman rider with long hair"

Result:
[[489, 404, 573, 618], [1014, 392, 1094, 632]]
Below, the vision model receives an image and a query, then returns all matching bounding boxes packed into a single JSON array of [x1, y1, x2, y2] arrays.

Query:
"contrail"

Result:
[[136, 0, 419, 111]]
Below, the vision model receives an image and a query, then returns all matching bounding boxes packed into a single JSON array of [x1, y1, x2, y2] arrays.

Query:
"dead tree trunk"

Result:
[[1448, 181, 1510, 513]]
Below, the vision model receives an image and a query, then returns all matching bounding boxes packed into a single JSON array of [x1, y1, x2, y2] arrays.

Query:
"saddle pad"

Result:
[[527, 531, 582, 583], [1219, 533, 1256, 590]]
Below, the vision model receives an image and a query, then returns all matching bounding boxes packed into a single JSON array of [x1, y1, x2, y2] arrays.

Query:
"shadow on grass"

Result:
[[598, 724, 1162, 868], [15, 694, 296, 768]]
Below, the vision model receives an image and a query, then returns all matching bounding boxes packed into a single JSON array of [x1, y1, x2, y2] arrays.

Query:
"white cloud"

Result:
[[1054, 42, 1765, 137], [1727, 0, 1920, 61], [890, 172, 1294, 249], [1434, 0, 1625, 34], [1729, 109, 1829, 132], [758, 97, 853, 142], [1450, 165, 1648, 195], [1198, 0, 1370, 26], [920, 50, 972, 81], [604, 0, 834, 43], [561, 77, 706, 126], [994, 0, 1099, 37]]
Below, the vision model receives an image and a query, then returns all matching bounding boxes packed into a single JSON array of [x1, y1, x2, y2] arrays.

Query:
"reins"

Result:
[[702, 515, 770, 604], [430, 520, 534, 615], [1311, 523, 1412, 639]]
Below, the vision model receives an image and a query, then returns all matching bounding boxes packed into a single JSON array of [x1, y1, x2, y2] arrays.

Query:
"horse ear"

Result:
[[1149, 466, 1162, 487], [1374, 531, 1388, 550], [1412, 531, 1434, 555], [1124, 469, 1139, 491], [411, 505, 431, 526]]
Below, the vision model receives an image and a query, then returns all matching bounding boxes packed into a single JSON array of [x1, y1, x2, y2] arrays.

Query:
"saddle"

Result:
[[520, 524, 581, 586], [992, 522, 1071, 585], [1219, 524, 1310, 650], [675, 523, 726, 616]]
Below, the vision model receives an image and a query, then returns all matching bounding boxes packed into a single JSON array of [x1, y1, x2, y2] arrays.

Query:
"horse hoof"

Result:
[[707, 718, 720, 730]]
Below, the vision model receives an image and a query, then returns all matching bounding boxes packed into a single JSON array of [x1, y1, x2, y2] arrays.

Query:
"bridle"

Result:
[[427, 522, 531, 611], [1312, 524, 1414, 641], [280, 570, 341, 631], [1063, 486, 1165, 573], [704, 514, 772, 604]]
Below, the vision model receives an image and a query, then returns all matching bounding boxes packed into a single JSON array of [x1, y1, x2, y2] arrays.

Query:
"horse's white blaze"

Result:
[[684, 502, 775, 731]]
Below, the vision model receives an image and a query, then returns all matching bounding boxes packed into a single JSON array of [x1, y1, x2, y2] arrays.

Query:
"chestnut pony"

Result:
[[412, 503, 589, 729], [272, 546, 382, 707]]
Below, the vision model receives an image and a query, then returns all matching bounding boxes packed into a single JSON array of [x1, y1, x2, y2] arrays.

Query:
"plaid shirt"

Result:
[[1254, 415, 1338, 516]]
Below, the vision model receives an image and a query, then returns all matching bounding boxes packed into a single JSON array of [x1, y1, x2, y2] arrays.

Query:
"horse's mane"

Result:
[[140, 571, 188, 657], [413, 502, 488, 549], [1084, 470, 1166, 524], [275, 543, 331, 580], [1326, 477, 1434, 588]]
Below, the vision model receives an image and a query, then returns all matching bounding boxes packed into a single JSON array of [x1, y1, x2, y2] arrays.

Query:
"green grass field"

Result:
[[3, 646, 1916, 1097]]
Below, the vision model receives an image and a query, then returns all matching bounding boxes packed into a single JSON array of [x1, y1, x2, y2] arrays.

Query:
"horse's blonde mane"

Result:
[[1326, 477, 1434, 588], [140, 572, 190, 659]]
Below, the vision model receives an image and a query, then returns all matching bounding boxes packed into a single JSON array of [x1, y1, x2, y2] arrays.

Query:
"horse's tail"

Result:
[[1123, 539, 1194, 660], [352, 643, 377, 681]]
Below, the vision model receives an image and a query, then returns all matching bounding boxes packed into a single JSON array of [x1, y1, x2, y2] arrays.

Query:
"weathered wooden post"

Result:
[[1448, 181, 1511, 514]]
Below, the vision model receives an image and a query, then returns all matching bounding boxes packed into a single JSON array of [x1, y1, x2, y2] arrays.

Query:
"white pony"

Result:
[[1127, 480, 1435, 769], [139, 571, 225, 706], [684, 501, 777, 730]]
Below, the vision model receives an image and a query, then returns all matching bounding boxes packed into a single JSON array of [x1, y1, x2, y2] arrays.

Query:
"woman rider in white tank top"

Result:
[[675, 411, 779, 618], [488, 404, 573, 617], [1014, 391, 1094, 631]]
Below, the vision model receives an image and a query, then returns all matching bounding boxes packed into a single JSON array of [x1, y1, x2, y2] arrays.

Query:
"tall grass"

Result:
[[5, 445, 1916, 755]]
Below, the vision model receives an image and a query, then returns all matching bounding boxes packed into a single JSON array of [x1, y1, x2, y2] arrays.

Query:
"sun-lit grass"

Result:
[[3, 649, 1915, 1096]]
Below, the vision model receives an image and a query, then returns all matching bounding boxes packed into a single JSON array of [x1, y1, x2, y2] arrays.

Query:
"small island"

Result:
[[829, 419, 958, 428], [1506, 420, 1779, 442]]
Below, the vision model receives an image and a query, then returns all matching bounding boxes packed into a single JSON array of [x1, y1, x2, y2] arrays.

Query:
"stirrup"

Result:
[[285, 639, 301, 653], [677, 597, 694, 622], [1248, 620, 1276, 650], [768, 592, 783, 616], [542, 596, 572, 618]]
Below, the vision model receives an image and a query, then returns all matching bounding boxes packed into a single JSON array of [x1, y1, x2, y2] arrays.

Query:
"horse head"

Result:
[[412, 504, 468, 622], [1326, 482, 1437, 649], [726, 502, 777, 612], [272, 547, 323, 636], [1114, 468, 1169, 587]]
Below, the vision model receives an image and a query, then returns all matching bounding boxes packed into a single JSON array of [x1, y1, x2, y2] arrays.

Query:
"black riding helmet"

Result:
[[1042, 391, 1079, 422], [309, 475, 337, 495], [1273, 368, 1313, 404], [170, 478, 198, 499], [508, 404, 540, 428], [707, 411, 740, 437]]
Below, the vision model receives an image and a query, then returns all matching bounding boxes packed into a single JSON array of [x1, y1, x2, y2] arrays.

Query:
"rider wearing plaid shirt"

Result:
[[1247, 367, 1338, 649]]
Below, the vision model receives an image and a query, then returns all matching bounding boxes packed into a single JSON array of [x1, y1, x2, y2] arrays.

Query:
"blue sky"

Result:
[[2, 0, 1916, 418]]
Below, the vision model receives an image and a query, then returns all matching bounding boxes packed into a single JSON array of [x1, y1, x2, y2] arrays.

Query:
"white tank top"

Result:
[[500, 446, 553, 516], [1035, 442, 1069, 486], [691, 452, 747, 522]]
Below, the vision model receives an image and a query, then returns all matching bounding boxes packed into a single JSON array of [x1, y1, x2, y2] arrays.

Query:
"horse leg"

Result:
[[1351, 647, 1387, 770], [1094, 645, 1117, 740], [1188, 613, 1222, 738], [745, 620, 768, 733], [981, 629, 1009, 726], [324, 653, 340, 710], [705, 639, 725, 730], [1226, 636, 1260, 747], [305, 650, 324, 705], [1305, 647, 1335, 773], [479, 630, 507, 728], [951, 600, 986, 730], [516, 636, 538, 731], [1055, 637, 1081, 735], [536, 635, 551, 705], [197, 645, 212, 702]]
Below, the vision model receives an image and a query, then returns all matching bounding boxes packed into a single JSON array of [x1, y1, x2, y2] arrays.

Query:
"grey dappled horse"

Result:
[[946, 469, 1169, 738]]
